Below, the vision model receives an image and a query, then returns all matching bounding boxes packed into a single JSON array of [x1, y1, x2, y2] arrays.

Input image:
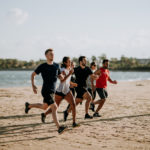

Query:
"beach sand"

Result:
[[0, 80, 150, 150]]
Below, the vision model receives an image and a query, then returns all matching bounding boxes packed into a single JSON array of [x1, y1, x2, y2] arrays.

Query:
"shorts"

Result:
[[41, 90, 55, 105], [75, 87, 87, 99], [96, 88, 108, 100], [88, 88, 96, 100], [55, 91, 66, 98]]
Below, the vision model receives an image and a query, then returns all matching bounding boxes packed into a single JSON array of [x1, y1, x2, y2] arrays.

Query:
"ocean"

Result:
[[0, 71, 150, 88]]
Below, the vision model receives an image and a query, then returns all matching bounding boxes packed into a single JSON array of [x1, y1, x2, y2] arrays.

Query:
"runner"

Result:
[[25, 48, 67, 134], [64, 56, 98, 121], [87, 62, 97, 112], [41, 57, 79, 128], [93, 59, 117, 117]]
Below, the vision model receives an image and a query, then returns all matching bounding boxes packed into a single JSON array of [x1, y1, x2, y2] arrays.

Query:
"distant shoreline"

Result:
[[0, 69, 150, 72]]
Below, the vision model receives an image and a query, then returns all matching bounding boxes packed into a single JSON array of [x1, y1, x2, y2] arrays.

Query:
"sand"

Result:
[[0, 80, 150, 150]]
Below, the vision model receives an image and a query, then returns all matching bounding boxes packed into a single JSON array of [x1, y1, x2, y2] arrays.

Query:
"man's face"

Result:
[[103, 61, 109, 69], [81, 58, 87, 66], [45, 51, 54, 61]]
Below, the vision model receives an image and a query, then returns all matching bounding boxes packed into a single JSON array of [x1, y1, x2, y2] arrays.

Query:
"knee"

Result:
[[43, 104, 48, 110], [101, 99, 106, 103], [51, 103, 57, 111], [87, 95, 92, 102]]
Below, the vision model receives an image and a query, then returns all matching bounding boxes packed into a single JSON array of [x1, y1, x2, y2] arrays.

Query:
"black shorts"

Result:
[[96, 88, 108, 100], [55, 91, 66, 98], [75, 87, 87, 99], [88, 88, 96, 100], [41, 90, 55, 105]]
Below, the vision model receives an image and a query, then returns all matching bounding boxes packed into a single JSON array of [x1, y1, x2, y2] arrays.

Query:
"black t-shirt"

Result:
[[74, 66, 93, 88], [35, 62, 61, 92]]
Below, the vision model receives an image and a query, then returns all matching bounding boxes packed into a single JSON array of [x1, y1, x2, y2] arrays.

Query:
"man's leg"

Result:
[[25, 102, 48, 113], [83, 92, 92, 114], [50, 103, 68, 134], [41, 95, 63, 123], [94, 99, 106, 113]]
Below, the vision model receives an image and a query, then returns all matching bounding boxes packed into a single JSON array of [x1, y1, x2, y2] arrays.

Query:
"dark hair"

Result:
[[102, 59, 109, 64], [45, 48, 53, 55], [90, 62, 96, 67], [61, 57, 70, 68], [79, 56, 86, 63]]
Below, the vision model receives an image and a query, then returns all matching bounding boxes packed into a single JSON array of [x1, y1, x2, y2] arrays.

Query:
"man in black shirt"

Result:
[[64, 56, 97, 120], [25, 49, 67, 134]]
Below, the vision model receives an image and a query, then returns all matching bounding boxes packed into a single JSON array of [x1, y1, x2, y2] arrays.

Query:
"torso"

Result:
[[96, 67, 109, 88]]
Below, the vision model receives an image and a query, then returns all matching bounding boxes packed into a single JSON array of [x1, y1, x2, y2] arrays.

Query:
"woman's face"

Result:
[[91, 64, 97, 70], [64, 58, 71, 67]]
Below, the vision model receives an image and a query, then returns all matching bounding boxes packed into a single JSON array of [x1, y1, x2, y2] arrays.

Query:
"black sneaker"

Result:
[[84, 114, 93, 119], [25, 102, 30, 114], [58, 125, 68, 134], [41, 113, 46, 123], [89, 103, 95, 112], [63, 110, 68, 122], [93, 112, 101, 117], [72, 122, 80, 128]]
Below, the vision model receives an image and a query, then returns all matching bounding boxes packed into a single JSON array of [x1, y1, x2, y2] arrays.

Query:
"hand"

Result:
[[59, 74, 64, 80], [69, 69, 74, 75], [73, 83, 78, 87], [32, 85, 37, 94], [113, 80, 117, 84]]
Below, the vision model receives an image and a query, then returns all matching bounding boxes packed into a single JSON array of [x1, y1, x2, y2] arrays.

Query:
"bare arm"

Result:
[[59, 69, 74, 83], [108, 77, 117, 84], [31, 72, 38, 94], [70, 81, 78, 87]]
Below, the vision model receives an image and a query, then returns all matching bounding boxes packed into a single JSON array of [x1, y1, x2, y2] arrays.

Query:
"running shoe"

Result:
[[84, 113, 93, 119], [25, 102, 30, 114], [58, 125, 68, 134], [41, 113, 46, 123], [93, 112, 101, 117]]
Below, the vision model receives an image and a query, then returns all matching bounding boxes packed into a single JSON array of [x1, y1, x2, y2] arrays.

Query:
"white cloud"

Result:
[[7, 8, 29, 25]]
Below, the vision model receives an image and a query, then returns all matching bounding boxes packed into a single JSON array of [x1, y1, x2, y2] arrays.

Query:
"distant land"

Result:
[[0, 55, 150, 71]]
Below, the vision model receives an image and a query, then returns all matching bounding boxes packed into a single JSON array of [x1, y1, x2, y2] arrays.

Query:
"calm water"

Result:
[[0, 71, 150, 88]]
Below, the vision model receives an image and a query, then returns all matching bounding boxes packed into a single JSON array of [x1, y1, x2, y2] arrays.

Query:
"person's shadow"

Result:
[[0, 113, 150, 144]]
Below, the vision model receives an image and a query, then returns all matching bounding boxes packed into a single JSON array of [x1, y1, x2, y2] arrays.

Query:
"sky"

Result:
[[0, 0, 150, 62]]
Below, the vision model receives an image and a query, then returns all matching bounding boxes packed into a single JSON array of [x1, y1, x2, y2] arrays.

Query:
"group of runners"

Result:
[[25, 48, 117, 134]]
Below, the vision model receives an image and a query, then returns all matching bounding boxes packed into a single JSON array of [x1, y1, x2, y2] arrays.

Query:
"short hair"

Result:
[[79, 56, 86, 63], [45, 48, 53, 55], [102, 59, 109, 64], [90, 62, 96, 67]]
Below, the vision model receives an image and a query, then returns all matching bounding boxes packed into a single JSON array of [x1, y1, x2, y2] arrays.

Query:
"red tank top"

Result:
[[96, 67, 109, 88]]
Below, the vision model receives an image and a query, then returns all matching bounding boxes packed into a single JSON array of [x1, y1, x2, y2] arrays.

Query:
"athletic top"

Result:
[[35, 62, 61, 93], [74, 66, 93, 88], [86, 69, 96, 89], [96, 67, 110, 88], [56, 68, 71, 95]]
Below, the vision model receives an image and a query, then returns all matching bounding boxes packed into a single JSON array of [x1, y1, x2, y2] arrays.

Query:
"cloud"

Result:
[[7, 8, 29, 25]]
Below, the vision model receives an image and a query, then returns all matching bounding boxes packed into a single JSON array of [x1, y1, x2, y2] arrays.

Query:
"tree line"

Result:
[[0, 54, 150, 71]]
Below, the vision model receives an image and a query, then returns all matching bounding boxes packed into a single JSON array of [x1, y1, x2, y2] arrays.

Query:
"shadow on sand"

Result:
[[0, 113, 149, 145]]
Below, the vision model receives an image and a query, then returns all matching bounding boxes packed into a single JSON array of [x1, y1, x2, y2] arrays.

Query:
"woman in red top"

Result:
[[93, 59, 117, 117]]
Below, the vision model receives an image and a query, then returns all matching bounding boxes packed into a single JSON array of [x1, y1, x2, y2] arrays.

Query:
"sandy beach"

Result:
[[0, 80, 150, 150]]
